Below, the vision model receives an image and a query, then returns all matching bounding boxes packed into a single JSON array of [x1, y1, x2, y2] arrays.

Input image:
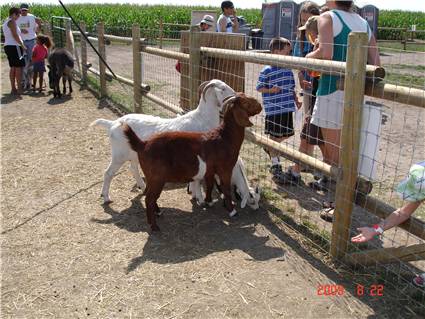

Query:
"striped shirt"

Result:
[[256, 66, 295, 115]]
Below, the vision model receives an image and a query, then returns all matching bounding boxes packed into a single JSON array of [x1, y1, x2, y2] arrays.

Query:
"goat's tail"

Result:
[[122, 123, 146, 153], [90, 119, 114, 129]]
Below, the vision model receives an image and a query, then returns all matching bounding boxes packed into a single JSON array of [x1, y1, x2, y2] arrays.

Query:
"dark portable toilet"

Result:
[[261, 0, 299, 50], [250, 28, 264, 50], [361, 5, 379, 39]]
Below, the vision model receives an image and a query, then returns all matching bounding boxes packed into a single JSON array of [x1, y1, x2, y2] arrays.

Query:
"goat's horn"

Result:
[[221, 95, 238, 115], [198, 81, 210, 96], [201, 82, 217, 102]]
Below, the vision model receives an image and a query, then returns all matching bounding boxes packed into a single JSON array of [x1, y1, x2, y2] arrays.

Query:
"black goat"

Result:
[[48, 48, 74, 98]]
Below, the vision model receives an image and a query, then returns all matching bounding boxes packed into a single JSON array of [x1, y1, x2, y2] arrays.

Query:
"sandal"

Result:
[[413, 273, 425, 288], [320, 208, 334, 222]]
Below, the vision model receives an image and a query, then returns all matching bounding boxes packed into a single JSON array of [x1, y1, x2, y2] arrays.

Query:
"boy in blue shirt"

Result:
[[256, 37, 301, 182]]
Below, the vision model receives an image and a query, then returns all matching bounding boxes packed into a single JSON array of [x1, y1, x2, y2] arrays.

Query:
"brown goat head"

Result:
[[222, 93, 262, 127]]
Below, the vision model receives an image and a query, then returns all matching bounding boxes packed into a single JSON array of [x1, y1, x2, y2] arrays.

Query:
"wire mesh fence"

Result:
[[67, 22, 425, 314]]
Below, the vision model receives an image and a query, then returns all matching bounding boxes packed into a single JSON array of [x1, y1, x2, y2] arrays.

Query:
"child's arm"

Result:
[[293, 91, 302, 109], [257, 86, 281, 94], [256, 68, 281, 94], [351, 201, 423, 243]]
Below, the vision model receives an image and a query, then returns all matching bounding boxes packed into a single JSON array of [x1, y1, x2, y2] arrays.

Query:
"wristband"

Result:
[[372, 224, 384, 235]]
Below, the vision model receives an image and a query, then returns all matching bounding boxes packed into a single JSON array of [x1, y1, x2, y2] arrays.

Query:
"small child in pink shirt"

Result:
[[32, 35, 52, 93]]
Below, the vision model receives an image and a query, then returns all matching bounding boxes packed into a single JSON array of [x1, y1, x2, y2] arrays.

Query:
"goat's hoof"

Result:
[[197, 200, 205, 206], [205, 200, 217, 207], [229, 209, 238, 217], [101, 195, 112, 205], [150, 225, 160, 232]]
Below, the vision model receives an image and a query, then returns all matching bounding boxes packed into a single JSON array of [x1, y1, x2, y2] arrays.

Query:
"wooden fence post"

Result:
[[97, 22, 107, 98], [132, 24, 142, 113], [330, 32, 368, 259], [80, 22, 87, 85], [159, 17, 163, 49], [189, 25, 201, 109]]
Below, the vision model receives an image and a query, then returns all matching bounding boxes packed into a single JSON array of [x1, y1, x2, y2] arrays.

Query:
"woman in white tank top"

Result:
[[3, 7, 26, 95]]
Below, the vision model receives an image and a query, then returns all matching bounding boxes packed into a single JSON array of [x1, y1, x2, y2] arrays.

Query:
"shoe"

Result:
[[320, 208, 334, 222], [413, 273, 425, 288], [309, 177, 329, 191], [269, 164, 282, 176], [274, 170, 301, 185]]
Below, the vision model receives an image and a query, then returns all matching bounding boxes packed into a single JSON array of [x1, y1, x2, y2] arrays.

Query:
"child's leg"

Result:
[[38, 72, 44, 91], [32, 71, 38, 90]]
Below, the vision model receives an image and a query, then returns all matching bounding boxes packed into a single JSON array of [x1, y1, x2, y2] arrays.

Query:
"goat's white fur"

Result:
[[91, 79, 235, 203], [190, 157, 261, 210]]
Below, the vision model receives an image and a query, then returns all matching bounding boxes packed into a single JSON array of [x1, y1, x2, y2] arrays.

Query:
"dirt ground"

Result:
[[3, 57, 423, 318]]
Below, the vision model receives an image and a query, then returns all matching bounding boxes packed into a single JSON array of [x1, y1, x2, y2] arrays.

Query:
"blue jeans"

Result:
[[23, 39, 36, 87], [23, 38, 36, 66]]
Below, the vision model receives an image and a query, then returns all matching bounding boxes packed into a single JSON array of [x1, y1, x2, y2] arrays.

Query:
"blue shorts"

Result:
[[33, 61, 46, 73]]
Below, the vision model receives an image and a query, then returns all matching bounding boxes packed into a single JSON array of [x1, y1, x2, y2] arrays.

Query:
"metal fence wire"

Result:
[[67, 21, 425, 315]]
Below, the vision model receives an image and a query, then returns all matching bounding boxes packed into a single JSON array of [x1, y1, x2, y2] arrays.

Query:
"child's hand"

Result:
[[295, 99, 302, 110], [351, 227, 377, 243], [300, 80, 312, 90], [270, 86, 281, 94]]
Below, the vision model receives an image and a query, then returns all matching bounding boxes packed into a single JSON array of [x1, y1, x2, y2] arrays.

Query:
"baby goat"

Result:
[[123, 93, 262, 231]]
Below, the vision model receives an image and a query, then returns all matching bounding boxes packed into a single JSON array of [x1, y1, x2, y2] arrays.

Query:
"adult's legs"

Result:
[[9, 67, 17, 92], [321, 128, 341, 167], [15, 67, 23, 94]]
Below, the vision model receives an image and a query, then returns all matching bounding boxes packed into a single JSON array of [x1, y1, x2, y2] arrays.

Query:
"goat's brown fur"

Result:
[[123, 93, 262, 231]]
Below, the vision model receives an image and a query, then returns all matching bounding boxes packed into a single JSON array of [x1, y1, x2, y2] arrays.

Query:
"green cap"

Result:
[[396, 161, 425, 202]]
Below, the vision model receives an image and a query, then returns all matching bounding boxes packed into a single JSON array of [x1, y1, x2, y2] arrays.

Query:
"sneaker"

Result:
[[309, 177, 330, 191], [269, 164, 282, 177], [274, 170, 301, 185], [413, 273, 425, 288]]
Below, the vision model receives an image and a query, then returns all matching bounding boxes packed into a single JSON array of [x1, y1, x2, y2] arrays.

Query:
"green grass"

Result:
[[378, 41, 425, 52], [385, 72, 425, 88], [390, 64, 425, 71]]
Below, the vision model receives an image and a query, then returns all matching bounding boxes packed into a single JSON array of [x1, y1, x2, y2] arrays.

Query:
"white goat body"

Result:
[[91, 79, 235, 203]]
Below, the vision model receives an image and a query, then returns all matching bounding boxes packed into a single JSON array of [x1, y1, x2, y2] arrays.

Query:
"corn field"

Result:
[[1, 3, 424, 40]]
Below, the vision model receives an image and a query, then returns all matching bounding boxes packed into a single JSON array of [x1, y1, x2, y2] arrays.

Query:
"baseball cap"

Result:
[[20, 3, 29, 10], [221, 1, 234, 10], [200, 15, 214, 27], [396, 161, 425, 202], [298, 15, 319, 31]]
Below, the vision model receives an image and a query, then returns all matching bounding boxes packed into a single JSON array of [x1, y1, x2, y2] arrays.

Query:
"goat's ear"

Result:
[[233, 107, 253, 127]]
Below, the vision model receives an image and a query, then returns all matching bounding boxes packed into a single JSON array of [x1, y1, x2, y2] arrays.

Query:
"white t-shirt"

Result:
[[327, 10, 372, 41], [216, 14, 233, 33], [3, 18, 22, 46], [16, 13, 37, 41]]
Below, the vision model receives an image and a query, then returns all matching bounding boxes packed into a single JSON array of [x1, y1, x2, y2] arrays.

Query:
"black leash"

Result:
[[58, 0, 117, 78]]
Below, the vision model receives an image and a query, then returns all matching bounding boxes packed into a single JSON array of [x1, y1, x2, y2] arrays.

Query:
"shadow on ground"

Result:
[[91, 185, 425, 317]]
